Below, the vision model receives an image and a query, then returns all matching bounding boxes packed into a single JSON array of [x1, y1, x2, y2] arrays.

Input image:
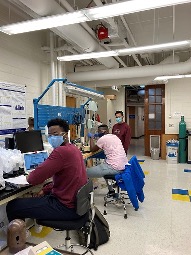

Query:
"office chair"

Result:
[[103, 156, 144, 219], [37, 179, 95, 255], [103, 174, 130, 219]]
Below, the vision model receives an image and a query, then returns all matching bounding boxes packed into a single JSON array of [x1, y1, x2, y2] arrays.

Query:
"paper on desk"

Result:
[[6, 175, 29, 185], [15, 246, 32, 255]]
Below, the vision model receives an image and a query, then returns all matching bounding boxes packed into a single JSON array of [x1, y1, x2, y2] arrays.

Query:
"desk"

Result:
[[83, 150, 105, 160], [0, 185, 42, 206]]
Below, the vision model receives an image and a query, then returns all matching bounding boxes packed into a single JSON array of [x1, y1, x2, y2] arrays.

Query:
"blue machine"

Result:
[[33, 78, 104, 132]]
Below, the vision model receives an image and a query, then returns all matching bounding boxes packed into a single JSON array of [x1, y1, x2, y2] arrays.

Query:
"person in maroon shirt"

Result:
[[112, 111, 131, 154], [6, 118, 87, 222]]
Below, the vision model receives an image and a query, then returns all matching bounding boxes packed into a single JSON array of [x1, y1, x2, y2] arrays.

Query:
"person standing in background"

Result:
[[112, 111, 131, 154], [27, 117, 34, 131]]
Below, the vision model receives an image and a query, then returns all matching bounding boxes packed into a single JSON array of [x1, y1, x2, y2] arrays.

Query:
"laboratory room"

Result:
[[1, 0, 191, 255]]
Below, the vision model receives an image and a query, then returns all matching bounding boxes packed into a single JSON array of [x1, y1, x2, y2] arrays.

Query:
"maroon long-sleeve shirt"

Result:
[[112, 122, 131, 154], [27, 143, 87, 208]]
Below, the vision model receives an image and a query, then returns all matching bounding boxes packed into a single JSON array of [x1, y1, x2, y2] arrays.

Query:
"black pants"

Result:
[[6, 195, 80, 222]]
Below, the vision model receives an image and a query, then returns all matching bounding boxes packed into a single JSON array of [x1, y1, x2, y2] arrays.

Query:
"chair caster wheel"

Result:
[[124, 214, 127, 219], [104, 211, 107, 215]]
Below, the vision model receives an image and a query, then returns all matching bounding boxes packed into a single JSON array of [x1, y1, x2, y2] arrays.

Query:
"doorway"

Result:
[[144, 84, 165, 156]]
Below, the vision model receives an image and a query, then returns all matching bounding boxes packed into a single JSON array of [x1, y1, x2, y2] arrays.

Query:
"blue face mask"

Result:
[[98, 133, 105, 138], [116, 117, 122, 123], [48, 136, 64, 148], [94, 132, 105, 138]]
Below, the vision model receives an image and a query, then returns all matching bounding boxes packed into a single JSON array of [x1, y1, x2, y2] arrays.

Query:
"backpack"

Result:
[[78, 206, 110, 250]]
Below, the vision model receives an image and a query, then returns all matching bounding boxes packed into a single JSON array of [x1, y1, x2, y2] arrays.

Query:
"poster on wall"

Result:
[[0, 82, 27, 145]]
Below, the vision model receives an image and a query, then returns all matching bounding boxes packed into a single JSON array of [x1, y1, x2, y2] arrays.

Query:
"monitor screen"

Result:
[[14, 130, 44, 153]]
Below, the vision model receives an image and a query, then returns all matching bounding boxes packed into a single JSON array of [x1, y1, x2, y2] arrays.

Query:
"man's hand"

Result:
[[32, 190, 44, 197], [88, 133, 94, 138]]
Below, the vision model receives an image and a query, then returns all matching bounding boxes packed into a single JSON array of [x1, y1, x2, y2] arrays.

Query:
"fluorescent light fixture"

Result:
[[86, 0, 191, 20], [0, 0, 191, 35], [154, 74, 191, 80], [118, 40, 191, 55], [0, 11, 89, 35], [57, 51, 117, 61], [65, 84, 104, 98], [57, 40, 191, 61]]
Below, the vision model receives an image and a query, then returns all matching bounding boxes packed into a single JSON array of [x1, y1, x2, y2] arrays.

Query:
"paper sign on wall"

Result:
[[0, 82, 27, 135]]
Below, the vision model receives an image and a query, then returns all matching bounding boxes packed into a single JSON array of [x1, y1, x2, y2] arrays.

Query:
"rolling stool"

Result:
[[103, 174, 130, 219], [37, 180, 95, 255]]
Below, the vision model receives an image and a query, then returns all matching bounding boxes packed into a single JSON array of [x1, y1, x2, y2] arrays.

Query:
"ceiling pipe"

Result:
[[67, 55, 190, 82], [17, 0, 119, 69], [92, 0, 142, 66], [58, 0, 127, 67]]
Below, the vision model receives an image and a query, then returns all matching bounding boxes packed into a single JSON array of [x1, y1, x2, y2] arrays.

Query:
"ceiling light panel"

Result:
[[0, 0, 191, 35], [0, 11, 89, 35], [57, 51, 118, 61], [85, 0, 191, 20], [57, 40, 191, 61], [154, 74, 191, 80]]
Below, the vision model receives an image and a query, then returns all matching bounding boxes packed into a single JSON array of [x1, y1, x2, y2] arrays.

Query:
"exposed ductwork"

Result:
[[17, 0, 119, 69], [67, 55, 191, 83]]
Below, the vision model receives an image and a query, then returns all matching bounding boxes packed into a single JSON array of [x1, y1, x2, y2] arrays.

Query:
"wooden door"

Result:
[[129, 106, 135, 138], [66, 96, 77, 141], [144, 84, 165, 156]]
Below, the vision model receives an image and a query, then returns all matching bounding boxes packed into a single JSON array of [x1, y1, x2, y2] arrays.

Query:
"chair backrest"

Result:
[[76, 179, 93, 216]]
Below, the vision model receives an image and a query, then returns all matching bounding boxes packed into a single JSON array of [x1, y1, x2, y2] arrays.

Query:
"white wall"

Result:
[[0, 31, 49, 118], [96, 87, 126, 129], [165, 78, 191, 134]]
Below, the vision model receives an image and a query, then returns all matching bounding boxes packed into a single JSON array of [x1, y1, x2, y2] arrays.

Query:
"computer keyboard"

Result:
[[3, 168, 26, 179]]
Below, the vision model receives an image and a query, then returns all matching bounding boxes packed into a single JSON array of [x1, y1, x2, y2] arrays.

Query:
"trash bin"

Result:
[[166, 141, 179, 164], [151, 148, 160, 160]]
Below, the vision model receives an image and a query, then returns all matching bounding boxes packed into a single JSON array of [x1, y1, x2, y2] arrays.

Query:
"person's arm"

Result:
[[124, 125, 131, 153], [89, 137, 100, 152], [27, 149, 65, 186]]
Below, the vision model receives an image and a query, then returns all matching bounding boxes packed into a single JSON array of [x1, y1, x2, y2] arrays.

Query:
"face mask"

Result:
[[116, 117, 122, 123], [94, 132, 105, 138], [97, 132, 105, 138], [48, 136, 64, 148]]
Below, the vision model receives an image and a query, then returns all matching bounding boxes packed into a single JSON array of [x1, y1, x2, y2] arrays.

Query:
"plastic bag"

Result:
[[0, 148, 24, 174]]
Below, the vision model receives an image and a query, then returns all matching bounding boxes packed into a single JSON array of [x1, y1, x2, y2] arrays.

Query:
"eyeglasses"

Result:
[[47, 132, 66, 138]]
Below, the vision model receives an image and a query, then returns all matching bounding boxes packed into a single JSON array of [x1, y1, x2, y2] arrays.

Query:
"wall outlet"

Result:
[[169, 124, 174, 127]]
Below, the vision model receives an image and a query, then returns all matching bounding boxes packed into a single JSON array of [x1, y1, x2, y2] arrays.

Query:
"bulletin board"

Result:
[[0, 81, 27, 137]]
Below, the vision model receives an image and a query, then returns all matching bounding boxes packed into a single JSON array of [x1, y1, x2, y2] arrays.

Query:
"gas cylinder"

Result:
[[179, 116, 187, 163], [7, 219, 26, 254], [179, 116, 186, 139]]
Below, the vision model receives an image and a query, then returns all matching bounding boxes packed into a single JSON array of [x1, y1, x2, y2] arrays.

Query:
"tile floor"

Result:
[[27, 138, 191, 255]]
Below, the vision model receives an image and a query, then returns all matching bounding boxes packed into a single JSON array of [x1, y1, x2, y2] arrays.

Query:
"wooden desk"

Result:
[[82, 150, 105, 160], [0, 184, 42, 206]]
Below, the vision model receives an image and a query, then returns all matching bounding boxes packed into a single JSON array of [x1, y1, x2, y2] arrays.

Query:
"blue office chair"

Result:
[[103, 155, 145, 219], [36, 180, 95, 254]]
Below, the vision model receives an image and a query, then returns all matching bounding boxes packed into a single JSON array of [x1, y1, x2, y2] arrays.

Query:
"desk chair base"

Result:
[[55, 229, 94, 255], [104, 175, 133, 219], [103, 190, 130, 219]]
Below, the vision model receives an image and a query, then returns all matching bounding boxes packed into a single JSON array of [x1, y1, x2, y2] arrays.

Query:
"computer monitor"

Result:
[[14, 130, 44, 153]]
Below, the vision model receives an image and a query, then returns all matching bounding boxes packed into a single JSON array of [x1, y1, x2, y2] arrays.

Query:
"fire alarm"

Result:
[[97, 24, 109, 41]]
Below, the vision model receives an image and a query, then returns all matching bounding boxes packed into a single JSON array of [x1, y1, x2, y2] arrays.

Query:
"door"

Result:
[[144, 84, 165, 156], [129, 106, 136, 138]]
